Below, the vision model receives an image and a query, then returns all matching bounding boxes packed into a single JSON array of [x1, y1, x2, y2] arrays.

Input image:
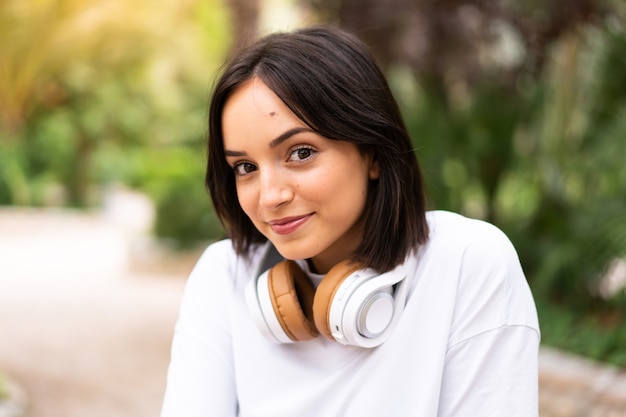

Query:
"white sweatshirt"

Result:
[[161, 211, 540, 416]]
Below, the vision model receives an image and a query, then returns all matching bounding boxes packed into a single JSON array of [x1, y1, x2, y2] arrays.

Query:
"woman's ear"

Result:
[[368, 155, 380, 180]]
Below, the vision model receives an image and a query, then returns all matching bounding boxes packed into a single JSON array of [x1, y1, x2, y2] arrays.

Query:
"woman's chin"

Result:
[[268, 241, 318, 263]]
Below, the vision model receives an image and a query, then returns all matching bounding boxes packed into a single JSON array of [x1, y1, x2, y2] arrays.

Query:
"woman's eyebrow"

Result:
[[224, 127, 313, 157], [269, 127, 312, 148], [225, 149, 247, 157]]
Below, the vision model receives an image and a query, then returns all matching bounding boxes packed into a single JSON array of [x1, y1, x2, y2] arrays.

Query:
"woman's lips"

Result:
[[268, 214, 313, 235]]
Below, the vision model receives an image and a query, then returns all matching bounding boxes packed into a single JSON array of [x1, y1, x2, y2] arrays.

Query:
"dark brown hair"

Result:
[[206, 26, 428, 272]]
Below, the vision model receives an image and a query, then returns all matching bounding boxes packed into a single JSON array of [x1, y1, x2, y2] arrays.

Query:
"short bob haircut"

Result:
[[206, 26, 429, 273]]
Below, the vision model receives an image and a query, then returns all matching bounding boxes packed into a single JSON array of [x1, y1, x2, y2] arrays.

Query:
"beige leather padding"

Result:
[[312, 260, 362, 340], [268, 260, 319, 341]]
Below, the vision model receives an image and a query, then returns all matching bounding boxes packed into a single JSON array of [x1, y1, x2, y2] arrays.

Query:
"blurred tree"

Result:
[[226, 0, 261, 49], [0, 0, 162, 132], [0, 0, 228, 208], [1, 0, 162, 205], [305, 0, 605, 86], [520, 24, 626, 306]]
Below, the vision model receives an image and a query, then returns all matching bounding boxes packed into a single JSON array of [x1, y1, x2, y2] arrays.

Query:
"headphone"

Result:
[[245, 244, 408, 348]]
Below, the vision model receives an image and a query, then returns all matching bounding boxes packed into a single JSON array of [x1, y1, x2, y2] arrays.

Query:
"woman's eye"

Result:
[[288, 146, 316, 162], [233, 162, 257, 176]]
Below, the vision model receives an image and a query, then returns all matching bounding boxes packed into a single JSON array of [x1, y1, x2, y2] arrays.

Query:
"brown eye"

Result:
[[288, 146, 317, 162], [233, 162, 257, 176], [297, 148, 311, 159]]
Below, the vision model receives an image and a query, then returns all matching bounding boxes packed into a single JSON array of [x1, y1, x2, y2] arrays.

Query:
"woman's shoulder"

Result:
[[423, 210, 522, 278], [191, 239, 235, 270], [424, 212, 538, 340], [191, 238, 269, 280], [200, 238, 237, 257], [426, 210, 514, 251]]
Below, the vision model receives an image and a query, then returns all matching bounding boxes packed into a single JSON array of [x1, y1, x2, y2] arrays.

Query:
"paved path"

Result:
[[0, 202, 189, 417], [539, 347, 626, 416], [1, 206, 626, 416], [0, 273, 185, 417]]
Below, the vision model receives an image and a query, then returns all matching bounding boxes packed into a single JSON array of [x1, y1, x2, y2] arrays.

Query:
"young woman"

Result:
[[161, 26, 540, 417]]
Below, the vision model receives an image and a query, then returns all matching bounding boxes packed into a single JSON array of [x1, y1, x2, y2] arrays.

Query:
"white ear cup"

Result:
[[246, 270, 290, 343], [328, 265, 407, 348], [357, 289, 394, 337], [246, 269, 294, 343]]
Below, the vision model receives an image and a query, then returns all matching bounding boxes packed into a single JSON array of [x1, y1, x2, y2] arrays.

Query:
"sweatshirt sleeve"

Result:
[[161, 241, 238, 417], [437, 221, 540, 417]]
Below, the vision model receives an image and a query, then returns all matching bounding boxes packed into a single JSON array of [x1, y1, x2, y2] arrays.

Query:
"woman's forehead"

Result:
[[222, 78, 308, 149]]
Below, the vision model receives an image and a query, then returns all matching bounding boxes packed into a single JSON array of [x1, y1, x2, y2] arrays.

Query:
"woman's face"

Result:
[[222, 78, 379, 273]]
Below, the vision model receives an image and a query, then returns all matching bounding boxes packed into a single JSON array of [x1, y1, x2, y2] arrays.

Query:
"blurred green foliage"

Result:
[[0, 0, 229, 245], [396, 21, 626, 365], [0, 0, 625, 363], [401, 25, 626, 305]]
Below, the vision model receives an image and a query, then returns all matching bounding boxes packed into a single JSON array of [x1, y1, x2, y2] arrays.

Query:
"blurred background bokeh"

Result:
[[1, 0, 625, 415]]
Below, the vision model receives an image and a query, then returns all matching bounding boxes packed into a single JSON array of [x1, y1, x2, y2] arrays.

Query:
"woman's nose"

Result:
[[258, 168, 293, 209]]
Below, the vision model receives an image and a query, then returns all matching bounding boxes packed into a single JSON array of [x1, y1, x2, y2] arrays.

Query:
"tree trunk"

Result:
[[226, 0, 261, 49]]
